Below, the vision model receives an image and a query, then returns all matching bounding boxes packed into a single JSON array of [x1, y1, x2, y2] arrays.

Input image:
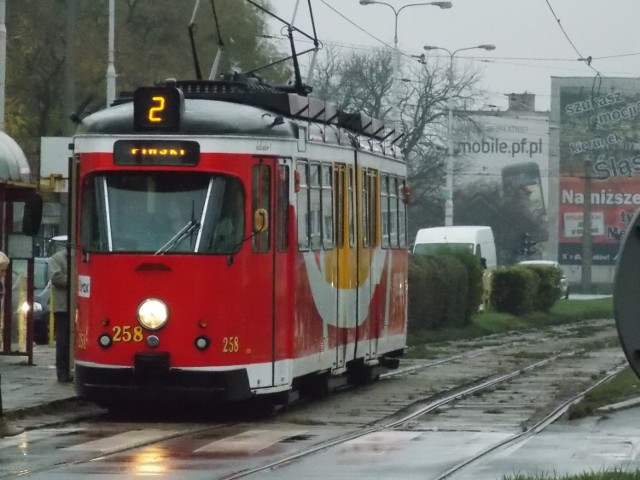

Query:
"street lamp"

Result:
[[360, 1, 452, 122], [106, 0, 116, 107], [423, 44, 496, 226]]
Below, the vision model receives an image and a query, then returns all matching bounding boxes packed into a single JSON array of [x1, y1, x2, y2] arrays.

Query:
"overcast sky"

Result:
[[271, 1, 640, 112]]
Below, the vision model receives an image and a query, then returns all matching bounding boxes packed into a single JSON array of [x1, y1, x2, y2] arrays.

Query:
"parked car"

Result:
[[519, 260, 569, 300]]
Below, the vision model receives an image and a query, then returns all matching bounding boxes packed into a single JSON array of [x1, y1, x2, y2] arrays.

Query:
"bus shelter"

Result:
[[0, 131, 43, 365]]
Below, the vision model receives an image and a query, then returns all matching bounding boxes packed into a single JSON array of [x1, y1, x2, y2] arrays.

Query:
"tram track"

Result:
[[1, 318, 625, 479], [218, 343, 626, 479], [432, 362, 628, 480]]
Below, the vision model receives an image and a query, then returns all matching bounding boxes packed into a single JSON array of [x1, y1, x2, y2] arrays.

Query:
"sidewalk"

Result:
[[0, 344, 76, 417]]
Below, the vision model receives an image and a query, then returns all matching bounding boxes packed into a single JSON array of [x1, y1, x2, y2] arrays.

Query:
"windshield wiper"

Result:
[[154, 220, 201, 255]]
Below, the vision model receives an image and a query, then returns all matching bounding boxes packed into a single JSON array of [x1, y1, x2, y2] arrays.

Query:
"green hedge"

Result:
[[408, 247, 484, 330], [490, 264, 561, 315], [526, 264, 562, 311], [490, 266, 539, 315]]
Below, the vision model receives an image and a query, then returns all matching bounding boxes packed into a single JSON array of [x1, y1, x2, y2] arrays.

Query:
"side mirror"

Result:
[[253, 208, 268, 234], [22, 192, 43, 236]]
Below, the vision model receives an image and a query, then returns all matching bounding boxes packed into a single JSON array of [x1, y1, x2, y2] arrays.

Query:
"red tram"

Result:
[[71, 77, 408, 407]]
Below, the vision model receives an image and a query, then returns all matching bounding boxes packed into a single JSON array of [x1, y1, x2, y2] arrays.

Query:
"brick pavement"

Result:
[[0, 344, 75, 416]]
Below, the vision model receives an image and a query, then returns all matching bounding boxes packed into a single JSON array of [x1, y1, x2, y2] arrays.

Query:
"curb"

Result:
[[4, 396, 80, 420], [595, 396, 640, 414]]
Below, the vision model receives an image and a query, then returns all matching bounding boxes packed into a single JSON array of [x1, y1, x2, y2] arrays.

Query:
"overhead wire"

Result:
[[543, 0, 601, 76], [296, 1, 637, 113], [317, 0, 393, 52]]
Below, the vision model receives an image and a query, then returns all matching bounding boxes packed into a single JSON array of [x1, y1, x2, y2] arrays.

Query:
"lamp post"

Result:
[[106, 0, 116, 107], [423, 44, 496, 226], [360, 0, 451, 122]]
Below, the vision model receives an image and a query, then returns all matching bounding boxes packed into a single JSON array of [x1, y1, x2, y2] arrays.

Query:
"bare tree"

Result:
[[313, 47, 393, 119], [310, 46, 343, 102], [312, 48, 486, 239]]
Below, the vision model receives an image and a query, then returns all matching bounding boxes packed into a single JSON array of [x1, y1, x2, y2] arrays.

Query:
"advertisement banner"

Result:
[[558, 81, 640, 266], [456, 114, 549, 219]]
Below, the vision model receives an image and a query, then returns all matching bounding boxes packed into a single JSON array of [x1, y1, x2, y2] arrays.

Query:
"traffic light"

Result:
[[520, 233, 537, 257]]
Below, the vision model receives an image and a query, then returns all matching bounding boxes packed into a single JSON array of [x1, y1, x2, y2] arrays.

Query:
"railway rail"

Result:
[[0, 318, 626, 479]]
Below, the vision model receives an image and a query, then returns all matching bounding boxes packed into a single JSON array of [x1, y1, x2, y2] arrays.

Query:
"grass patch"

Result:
[[474, 311, 530, 333], [405, 344, 444, 359], [502, 470, 640, 479], [549, 297, 613, 320], [567, 367, 640, 420], [407, 297, 613, 348], [407, 324, 486, 346]]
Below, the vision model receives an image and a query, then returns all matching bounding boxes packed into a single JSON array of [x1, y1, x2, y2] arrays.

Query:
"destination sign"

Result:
[[114, 140, 199, 166]]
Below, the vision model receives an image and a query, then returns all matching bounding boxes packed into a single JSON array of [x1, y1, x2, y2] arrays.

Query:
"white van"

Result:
[[412, 226, 497, 270]]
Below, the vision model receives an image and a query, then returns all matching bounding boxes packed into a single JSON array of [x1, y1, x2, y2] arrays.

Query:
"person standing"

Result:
[[0, 251, 24, 437], [49, 249, 71, 383]]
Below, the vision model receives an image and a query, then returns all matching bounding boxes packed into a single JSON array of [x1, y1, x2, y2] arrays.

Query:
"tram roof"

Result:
[[77, 78, 396, 143], [77, 96, 300, 138]]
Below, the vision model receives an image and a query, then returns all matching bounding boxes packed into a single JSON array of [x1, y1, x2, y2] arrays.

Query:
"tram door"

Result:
[[333, 164, 348, 370], [251, 160, 276, 385], [360, 168, 379, 358]]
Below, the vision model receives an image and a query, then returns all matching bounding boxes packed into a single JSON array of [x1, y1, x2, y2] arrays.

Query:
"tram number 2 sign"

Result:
[[133, 86, 182, 132]]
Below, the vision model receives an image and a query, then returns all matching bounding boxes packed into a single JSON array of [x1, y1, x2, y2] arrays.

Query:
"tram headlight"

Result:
[[137, 298, 169, 330]]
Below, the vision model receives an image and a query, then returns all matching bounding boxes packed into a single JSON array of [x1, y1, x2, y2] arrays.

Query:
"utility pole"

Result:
[[64, 0, 77, 136], [106, 0, 116, 107], [0, 0, 6, 131], [581, 158, 592, 293], [423, 44, 496, 226]]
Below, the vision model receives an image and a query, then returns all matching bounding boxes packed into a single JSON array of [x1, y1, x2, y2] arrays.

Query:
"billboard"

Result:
[[455, 114, 550, 220], [554, 78, 640, 266]]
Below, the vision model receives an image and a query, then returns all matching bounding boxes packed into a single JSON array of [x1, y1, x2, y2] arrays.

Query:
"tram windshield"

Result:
[[80, 172, 245, 254]]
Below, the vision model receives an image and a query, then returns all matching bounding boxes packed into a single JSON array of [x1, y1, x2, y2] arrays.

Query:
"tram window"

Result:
[[252, 165, 271, 253], [277, 165, 289, 252], [308, 124, 324, 142], [321, 164, 333, 250], [381, 174, 390, 249], [209, 179, 244, 254], [80, 175, 108, 251], [309, 163, 322, 251], [368, 170, 378, 247], [324, 126, 339, 145], [81, 172, 227, 254], [390, 177, 399, 248], [361, 169, 378, 248], [296, 162, 310, 251], [361, 170, 370, 248], [334, 166, 345, 248], [399, 179, 407, 247], [348, 166, 355, 247]]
